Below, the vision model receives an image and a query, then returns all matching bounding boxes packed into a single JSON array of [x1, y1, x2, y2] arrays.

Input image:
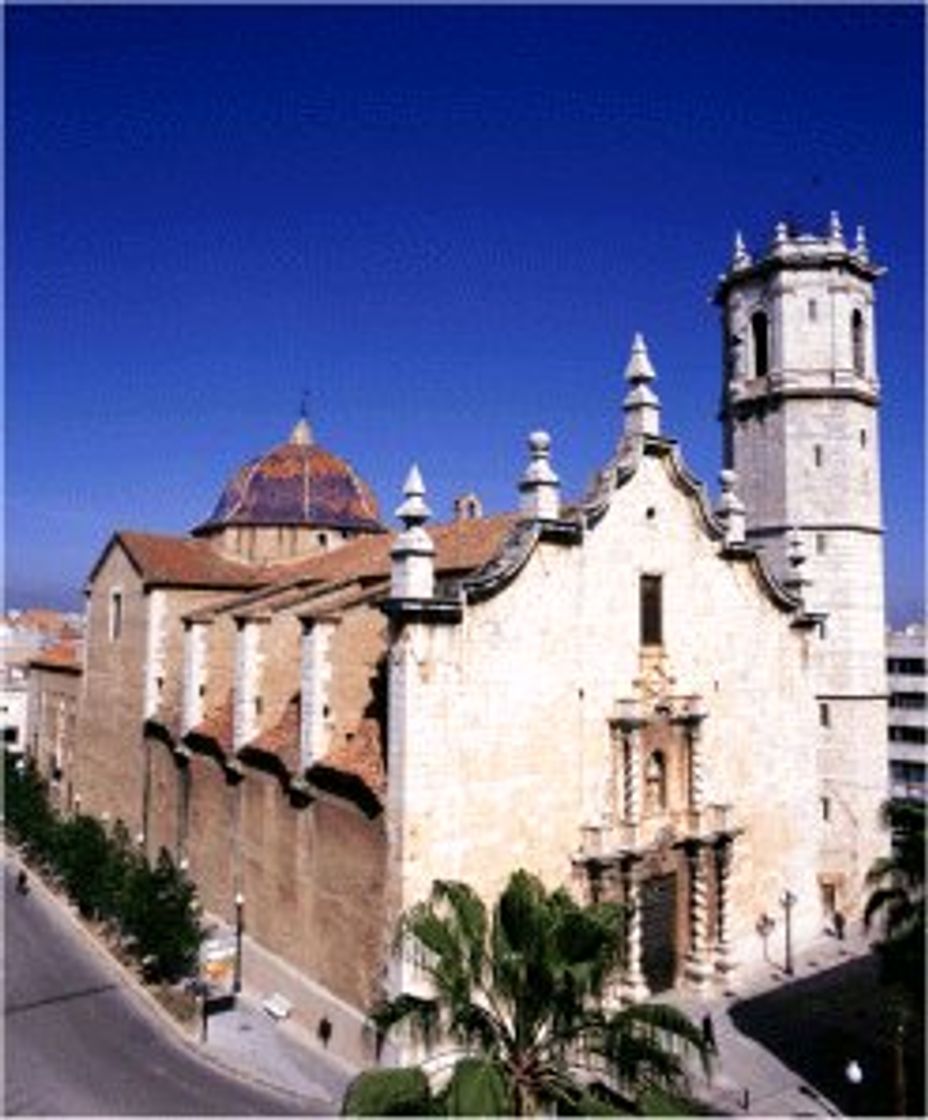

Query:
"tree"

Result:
[[864, 799, 925, 1116], [864, 799, 925, 1003], [343, 870, 710, 1116], [54, 813, 113, 918], [121, 847, 203, 983]]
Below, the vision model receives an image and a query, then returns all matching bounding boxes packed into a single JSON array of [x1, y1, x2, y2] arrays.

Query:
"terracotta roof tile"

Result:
[[28, 641, 83, 673], [248, 694, 301, 771], [183, 514, 517, 622], [265, 512, 519, 587], [190, 690, 235, 750], [312, 717, 386, 802], [114, 532, 270, 590]]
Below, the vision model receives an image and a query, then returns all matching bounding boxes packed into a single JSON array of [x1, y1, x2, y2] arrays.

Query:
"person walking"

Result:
[[701, 1012, 717, 1054]]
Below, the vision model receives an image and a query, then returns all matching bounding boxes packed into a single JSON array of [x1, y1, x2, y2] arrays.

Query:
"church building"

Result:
[[69, 217, 888, 1064]]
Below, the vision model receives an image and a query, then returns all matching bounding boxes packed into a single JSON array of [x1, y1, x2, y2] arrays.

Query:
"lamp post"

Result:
[[233, 892, 244, 994], [780, 889, 797, 976], [756, 913, 776, 964]]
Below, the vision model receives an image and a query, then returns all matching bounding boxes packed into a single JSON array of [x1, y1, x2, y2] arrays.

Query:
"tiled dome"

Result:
[[195, 419, 384, 533]]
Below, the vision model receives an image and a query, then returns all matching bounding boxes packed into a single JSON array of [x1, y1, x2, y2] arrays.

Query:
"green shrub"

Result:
[[4, 756, 202, 983]]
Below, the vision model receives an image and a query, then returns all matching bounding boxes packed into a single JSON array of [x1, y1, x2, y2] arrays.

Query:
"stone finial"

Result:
[[622, 333, 660, 438], [395, 464, 431, 524], [716, 469, 746, 547], [290, 417, 314, 446], [731, 231, 752, 271], [391, 464, 435, 599], [519, 431, 561, 521], [828, 210, 845, 246], [854, 225, 869, 262], [784, 528, 811, 603], [773, 221, 789, 247]]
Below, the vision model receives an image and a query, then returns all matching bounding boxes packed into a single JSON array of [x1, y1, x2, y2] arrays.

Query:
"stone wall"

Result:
[[75, 547, 148, 831], [389, 449, 826, 978], [28, 664, 80, 810]]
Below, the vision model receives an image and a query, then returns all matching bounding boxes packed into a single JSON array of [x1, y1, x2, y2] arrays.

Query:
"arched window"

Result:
[[751, 311, 769, 378], [851, 309, 865, 377], [644, 751, 667, 813]]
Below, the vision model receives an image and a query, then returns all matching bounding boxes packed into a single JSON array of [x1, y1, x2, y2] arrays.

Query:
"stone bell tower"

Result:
[[714, 214, 888, 913]]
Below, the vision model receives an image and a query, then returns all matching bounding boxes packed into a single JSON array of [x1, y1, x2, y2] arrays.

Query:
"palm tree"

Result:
[[343, 870, 711, 1115], [864, 799, 925, 1116], [864, 799, 925, 998]]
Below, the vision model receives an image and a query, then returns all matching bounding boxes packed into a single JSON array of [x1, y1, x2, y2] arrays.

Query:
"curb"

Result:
[[5, 844, 330, 1110]]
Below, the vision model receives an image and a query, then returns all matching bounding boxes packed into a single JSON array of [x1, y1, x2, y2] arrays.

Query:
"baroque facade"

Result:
[[70, 218, 888, 1063]]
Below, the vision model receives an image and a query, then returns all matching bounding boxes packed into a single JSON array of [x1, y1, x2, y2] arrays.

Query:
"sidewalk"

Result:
[[667, 928, 872, 1116], [202, 990, 358, 1111]]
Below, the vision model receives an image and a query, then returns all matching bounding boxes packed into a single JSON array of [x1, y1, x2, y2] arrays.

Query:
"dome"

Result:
[[194, 419, 384, 534]]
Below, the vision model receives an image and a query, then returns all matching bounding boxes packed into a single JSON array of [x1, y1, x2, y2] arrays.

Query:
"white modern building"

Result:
[[887, 623, 926, 801]]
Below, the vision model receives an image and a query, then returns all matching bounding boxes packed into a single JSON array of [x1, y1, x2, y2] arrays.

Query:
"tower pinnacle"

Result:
[[622, 333, 660, 438]]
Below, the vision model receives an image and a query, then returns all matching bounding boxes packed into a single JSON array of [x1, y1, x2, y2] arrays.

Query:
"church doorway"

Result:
[[640, 873, 678, 993]]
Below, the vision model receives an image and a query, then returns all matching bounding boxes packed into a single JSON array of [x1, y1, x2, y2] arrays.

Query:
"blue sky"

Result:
[[6, 4, 925, 623]]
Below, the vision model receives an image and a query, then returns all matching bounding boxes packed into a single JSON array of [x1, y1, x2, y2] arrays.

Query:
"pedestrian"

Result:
[[701, 1012, 717, 1053], [16, 869, 29, 895], [834, 910, 846, 941], [318, 1015, 332, 1049]]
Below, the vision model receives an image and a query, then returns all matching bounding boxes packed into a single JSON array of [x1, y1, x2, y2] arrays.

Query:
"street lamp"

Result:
[[780, 889, 797, 976], [233, 892, 244, 994], [756, 913, 776, 963]]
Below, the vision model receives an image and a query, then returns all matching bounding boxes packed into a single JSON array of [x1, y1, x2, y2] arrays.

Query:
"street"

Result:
[[3, 862, 316, 1115], [731, 952, 925, 1117]]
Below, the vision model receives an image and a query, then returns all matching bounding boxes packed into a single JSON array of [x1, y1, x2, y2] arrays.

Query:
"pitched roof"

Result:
[[92, 532, 271, 590], [270, 512, 518, 587], [28, 642, 83, 674], [182, 513, 519, 623], [249, 694, 301, 771], [190, 690, 235, 749]]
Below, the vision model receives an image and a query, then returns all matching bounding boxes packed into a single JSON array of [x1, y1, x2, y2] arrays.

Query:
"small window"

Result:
[[821, 797, 831, 822], [254, 696, 263, 717], [751, 311, 769, 378], [640, 575, 663, 647], [109, 591, 123, 641], [859, 429, 867, 449], [816, 533, 827, 555], [814, 445, 823, 468], [808, 299, 818, 322], [317, 533, 328, 548], [819, 702, 831, 728], [851, 309, 865, 377]]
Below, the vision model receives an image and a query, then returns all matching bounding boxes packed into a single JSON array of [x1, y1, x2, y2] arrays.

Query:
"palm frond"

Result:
[[371, 992, 442, 1050]]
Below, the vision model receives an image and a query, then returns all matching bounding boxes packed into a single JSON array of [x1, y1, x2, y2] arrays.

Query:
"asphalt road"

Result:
[[3, 863, 311, 1115], [731, 953, 925, 1117]]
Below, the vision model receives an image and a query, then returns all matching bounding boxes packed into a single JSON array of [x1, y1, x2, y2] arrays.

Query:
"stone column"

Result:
[[685, 842, 712, 990], [621, 720, 644, 828], [687, 720, 706, 814], [714, 839, 737, 976], [622, 860, 649, 1004]]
